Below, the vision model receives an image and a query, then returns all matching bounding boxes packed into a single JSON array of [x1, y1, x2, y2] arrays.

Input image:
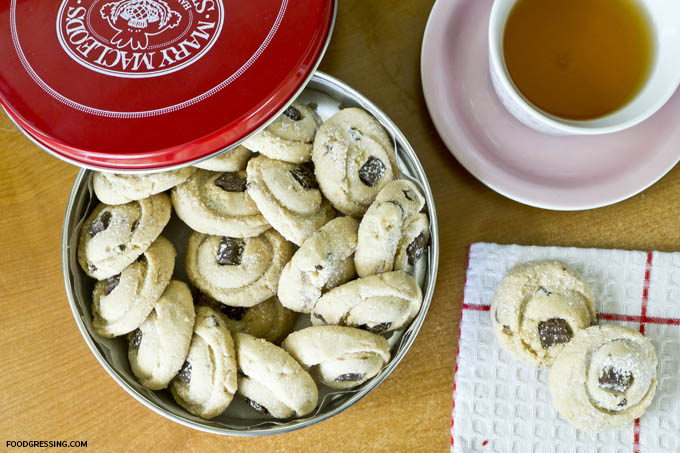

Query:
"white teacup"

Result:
[[489, 0, 680, 136]]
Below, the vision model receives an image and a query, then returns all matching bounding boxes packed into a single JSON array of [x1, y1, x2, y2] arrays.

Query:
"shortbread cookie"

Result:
[[311, 271, 423, 333], [234, 333, 318, 418], [491, 260, 596, 368], [355, 180, 430, 277], [186, 230, 294, 307], [312, 108, 399, 217], [242, 102, 321, 163], [128, 280, 195, 390], [278, 217, 359, 313], [199, 294, 298, 344], [171, 169, 269, 237], [93, 168, 196, 205], [193, 145, 252, 172], [282, 326, 391, 389], [549, 325, 657, 432], [91, 235, 175, 338], [246, 155, 335, 245], [170, 306, 238, 419], [78, 193, 171, 280]]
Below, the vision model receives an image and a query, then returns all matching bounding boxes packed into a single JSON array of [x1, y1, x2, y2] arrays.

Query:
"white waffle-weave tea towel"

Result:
[[451, 243, 680, 453]]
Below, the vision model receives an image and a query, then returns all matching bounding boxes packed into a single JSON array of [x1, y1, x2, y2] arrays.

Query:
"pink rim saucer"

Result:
[[421, 0, 680, 211]]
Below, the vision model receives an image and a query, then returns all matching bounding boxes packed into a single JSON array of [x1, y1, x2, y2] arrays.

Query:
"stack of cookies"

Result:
[[491, 260, 658, 432], [77, 102, 430, 420]]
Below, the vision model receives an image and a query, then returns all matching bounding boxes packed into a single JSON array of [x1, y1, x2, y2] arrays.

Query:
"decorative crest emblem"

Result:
[[57, 0, 224, 78], [100, 0, 182, 50]]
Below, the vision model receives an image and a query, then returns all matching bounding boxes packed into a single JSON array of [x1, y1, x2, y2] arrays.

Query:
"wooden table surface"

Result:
[[3, 1, 680, 451]]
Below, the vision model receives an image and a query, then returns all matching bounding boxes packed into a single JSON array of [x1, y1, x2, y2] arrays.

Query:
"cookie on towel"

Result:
[[281, 325, 391, 389], [311, 271, 423, 333], [128, 280, 195, 390], [278, 217, 359, 313], [93, 168, 196, 205], [234, 333, 318, 418], [92, 235, 175, 338], [312, 108, 399, 217], [549, 325, 657, 432], [491, 260, 596, 368], [242, 102, 321, 163], [246, 155, 335, 245], [170, 306, 238, 419], [186, 230, 294, 307], [192, 145, 252, 172], [171, 169, 269, 237], [355, 179, 429, 277], [78, 193, 171, 280], [199, 294, 297, 344]]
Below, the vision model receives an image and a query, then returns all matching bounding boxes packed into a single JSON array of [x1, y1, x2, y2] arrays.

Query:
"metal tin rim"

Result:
[[61, 71, 439, 435], [6, 0, 337, 174]]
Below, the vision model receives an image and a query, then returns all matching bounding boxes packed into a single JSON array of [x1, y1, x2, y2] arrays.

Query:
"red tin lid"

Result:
[[0, 0, 335, 170]]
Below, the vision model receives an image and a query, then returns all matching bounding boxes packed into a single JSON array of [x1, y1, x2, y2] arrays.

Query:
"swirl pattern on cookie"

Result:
[[242, 102, 321, 163], [312, 108, 399, 217], [246, 155, 335, 245], [282, 326, 391, 389], [93, 168, 196, 205], [78, 193, 171, 280], [311, 271, 423, 333], [171, 169, 269, 237], [128, 280, 195, 390], [549, 325, 657, 432], [491, 260, 596, 368], [192, 145, 252, 172], [170, 306, 238, 419], [200, 294, 298, 344], [278, 217, 359, 313], [92, 235, 175, 338], [186, 230, 294, 307], [355, 179, 430, 277], [235, 332, 318, 418]]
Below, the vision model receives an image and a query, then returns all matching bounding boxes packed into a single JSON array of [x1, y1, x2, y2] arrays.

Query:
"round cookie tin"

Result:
[[62, 72, 440, 435], [0, 0, 335, 170]]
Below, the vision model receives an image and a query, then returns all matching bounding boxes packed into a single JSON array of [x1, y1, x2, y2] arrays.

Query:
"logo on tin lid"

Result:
[[56, 0, 224, 78]]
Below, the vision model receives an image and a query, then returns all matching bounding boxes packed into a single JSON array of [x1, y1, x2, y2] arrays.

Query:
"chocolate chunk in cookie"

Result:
[[104, 274, 121, 295], [130, 328, 143, 349], [215, 172, 247, 192], [177, 361, 192, 384], [359, 322, 392, 334], [335, 372, 366, 382], [359, 156, 386, 187], [406, 232, 428, 266], [220, 305, 247, 321], [599, 367, 633, 393], [216, 237, 244, 265], [88, 211, 112, 236], [283, 106, 302, 122], [290, 164, 318, 190], [538, 318, 572, 348], [245, 397, 270, 415]]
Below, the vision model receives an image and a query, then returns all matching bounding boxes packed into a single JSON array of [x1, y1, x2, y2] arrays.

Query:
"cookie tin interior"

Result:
[[0, 0, 335, 170], [62, 72, 440, 435]]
